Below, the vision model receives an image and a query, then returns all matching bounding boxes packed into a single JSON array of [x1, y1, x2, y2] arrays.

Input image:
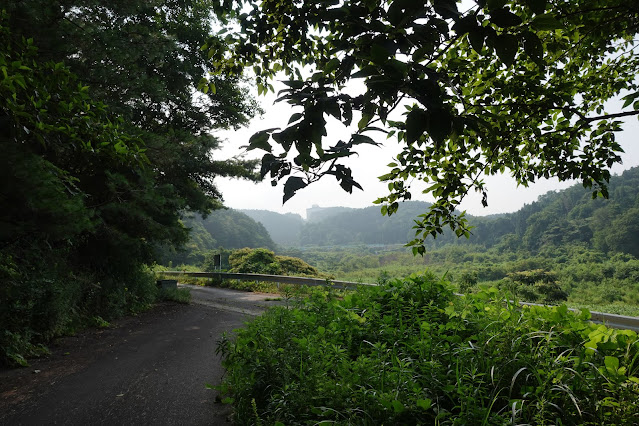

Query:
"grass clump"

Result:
[[216, 272, 639, 425], [156, 287, 191, 304]]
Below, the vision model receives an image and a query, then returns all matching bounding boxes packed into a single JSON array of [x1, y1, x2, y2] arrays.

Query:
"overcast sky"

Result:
[[213, 82, 639, 219]]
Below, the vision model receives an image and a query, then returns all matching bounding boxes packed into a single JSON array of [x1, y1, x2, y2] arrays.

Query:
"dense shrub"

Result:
[[217, 273, 639, 425], [225, 248, 321, 277], [228, 248, 282, 275], [502, 269, 568, 303]]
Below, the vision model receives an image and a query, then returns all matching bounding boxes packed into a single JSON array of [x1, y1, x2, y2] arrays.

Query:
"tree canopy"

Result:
[[0, 2, 260, 364], [208, 0, 639, 252]]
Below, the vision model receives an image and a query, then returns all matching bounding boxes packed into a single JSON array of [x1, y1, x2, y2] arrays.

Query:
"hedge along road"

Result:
[[0, 285, 285, 426]]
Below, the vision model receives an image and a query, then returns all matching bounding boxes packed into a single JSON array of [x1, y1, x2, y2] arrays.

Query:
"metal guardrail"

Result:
[[515, 301, 639, 332], [589, 311, 639, 332], [159, 271, 639, 332], [159, 271, 376, 290]]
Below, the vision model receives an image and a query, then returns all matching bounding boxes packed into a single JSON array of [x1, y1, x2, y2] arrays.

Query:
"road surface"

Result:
[[0, 285, 283, 425]]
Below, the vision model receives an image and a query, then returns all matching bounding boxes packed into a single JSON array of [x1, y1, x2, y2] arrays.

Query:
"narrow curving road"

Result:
[[0, 285, 283, 426]]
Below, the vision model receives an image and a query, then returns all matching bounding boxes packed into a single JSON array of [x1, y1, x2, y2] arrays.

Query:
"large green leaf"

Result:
[[531, 14, 563, 31], [248, 131, 272, 152], [525, 0, 547, 15], [490, 8, 523, 28], [427, 108, 452, 145], [283, 176, 307, 203], [406, 108, 428, 144], [493, 34, 519, 66]]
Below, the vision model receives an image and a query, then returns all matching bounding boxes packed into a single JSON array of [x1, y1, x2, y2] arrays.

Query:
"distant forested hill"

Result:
[[161, 209, 276, 265], [241, 210, 304, 246], [306, 206, 354, 223], [479, 166, 639, 257], [299, 202, 432, 246], [267, 167, 639, 257]]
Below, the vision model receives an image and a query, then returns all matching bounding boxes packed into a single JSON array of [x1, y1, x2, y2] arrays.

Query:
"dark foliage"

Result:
[[0, 2, 259, 366]]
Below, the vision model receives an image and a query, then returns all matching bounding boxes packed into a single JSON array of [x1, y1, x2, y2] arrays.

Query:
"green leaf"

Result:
[[433, 0, 460, 20], [523, 32, 543, 61], [622, 91, 639, 109], [260, 153, 279, 179], [468, 28, 485, 53], [494, 34, 519, 66], [363, 0, 377, 12], [282, 80, 305, 89], [604, 356, 620, 372], [412, 44, 435, 62], [452, 15, 477, 35], [325, 101, 341, 120], [351, 65, 378, 79], [406, 108, 428, 144], [324, 58, 340, 73], [283, 176, 307, 203], [490, 8, 523, 28], [486, 0, 508, 11], [525, 0, 547, 15], [358, 114, 372, 130], [288, 112, 303, 124], [248, 131, 271, 152], [427, 108, 452, 145], [387, 0, 406, 26], [370, 43, 391, 64], [114, 141, 128, 154], [352, 134, 378, 146], [416, 398, 432, 410], [531, 14, 562, 31]]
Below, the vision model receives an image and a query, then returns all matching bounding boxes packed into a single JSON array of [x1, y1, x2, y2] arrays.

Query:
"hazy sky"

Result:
[[214, 82, 639, 219]]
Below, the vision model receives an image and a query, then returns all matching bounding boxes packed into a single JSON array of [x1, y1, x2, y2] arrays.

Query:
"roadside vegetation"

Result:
[[216, 273, 639, 424], [161, 168, 639, 316], [283, 243, 639, 317]]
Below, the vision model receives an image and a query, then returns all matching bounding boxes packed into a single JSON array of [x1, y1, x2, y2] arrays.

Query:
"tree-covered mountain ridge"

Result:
[[161, 209, 276, 266], [249, 167, 639, 257]]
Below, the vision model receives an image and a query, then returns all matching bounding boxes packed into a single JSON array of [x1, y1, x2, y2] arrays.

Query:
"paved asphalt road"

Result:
[[0, 285, 284, 426]]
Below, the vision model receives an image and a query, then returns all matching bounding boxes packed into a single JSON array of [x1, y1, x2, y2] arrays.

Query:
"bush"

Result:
[[457, 270, 478, 293], [502, 269, 568, 303], [228, 248, 281, 274], [276, 256, 319, 276], [226, 248, 321, 277], [217, 273, 639, 425]]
